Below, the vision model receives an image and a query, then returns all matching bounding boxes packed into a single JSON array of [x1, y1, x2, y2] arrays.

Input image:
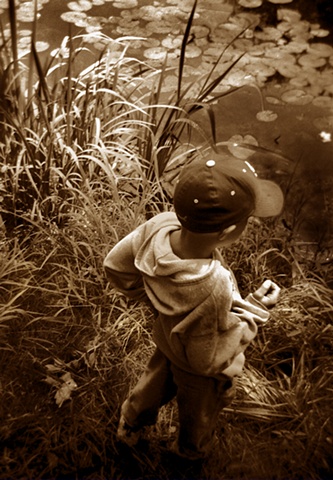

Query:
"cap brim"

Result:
[[252, 179, 284, 217]]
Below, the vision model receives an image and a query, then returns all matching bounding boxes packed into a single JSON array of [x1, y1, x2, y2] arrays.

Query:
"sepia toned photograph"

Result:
[[0, 0, 332, 479]]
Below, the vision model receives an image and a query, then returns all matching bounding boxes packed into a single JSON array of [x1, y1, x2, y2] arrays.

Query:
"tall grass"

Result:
[[0, 0, 249, 236], [0, 1, 332, 479]]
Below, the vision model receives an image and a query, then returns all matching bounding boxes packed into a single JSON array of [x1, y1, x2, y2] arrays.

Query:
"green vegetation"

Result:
[[0, 1, 332, 479]]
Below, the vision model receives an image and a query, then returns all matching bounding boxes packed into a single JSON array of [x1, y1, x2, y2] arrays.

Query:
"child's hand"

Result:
[[253, 280, 280, 308]]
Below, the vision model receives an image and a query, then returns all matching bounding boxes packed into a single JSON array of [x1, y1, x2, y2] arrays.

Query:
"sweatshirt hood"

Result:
[[133, 212, 222, 315]]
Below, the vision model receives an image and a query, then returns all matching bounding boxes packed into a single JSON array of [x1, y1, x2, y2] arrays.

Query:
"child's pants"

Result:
[[120, 347, 236, 459]]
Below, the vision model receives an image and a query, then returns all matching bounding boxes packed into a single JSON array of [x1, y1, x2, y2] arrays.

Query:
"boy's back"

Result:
[[104, 153, 283, 459]]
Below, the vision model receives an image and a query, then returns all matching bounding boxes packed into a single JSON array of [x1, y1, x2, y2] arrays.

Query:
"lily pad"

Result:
[[256, 110, 278, 122], [161, 36, 183, 49], [162, 75, 179, 92], [266, 96, 284, 105], [60, 11, 87, 24], [227, 134, 258, 159], [244, 61, 276, 77], [35, 41, 50, 52], [143, 46, 168, 60], [139, 6, 163, 22], [283, 40, 308, 54], [226, 70, 254, 87], [265, 49, 295, 63], [192, 25, 210, 38], [289, 20, 311, 40], [276, 63, 301, 78], [184, 45, 202, 58], [142, 38, 161, 48], [113, 0, 138, 8], [281, 89, 313, 105], [313, 116, 333, 131], [248, 42, 275, 56], [231, 12, 260, 28], [308, 43, 333, 58], [312, 96, 333, 109], [238, 0, 262, 8], [310, 27, 330, 38], [146, 20, 176, 34], [67, 1, 92, 12], [254, 26, 282, 42], [324, 84, 333, 95], [298, 54, 326, 68], [289, 74, 310, 88], [17, 6, 41, 22], [277, 8, 301, 23], [267, 0, 293, 4]]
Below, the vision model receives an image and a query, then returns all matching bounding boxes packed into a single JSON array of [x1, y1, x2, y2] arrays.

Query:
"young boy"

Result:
[[103, 152, 283, 460]]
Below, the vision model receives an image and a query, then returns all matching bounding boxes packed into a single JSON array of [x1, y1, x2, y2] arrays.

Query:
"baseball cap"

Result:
[[173, 153, 284, 233]]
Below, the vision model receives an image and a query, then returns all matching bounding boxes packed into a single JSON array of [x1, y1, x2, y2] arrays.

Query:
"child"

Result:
[[104, 152, 283, 460]]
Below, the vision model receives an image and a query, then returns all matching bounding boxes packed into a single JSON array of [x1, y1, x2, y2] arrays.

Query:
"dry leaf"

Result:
[[55, 373, 77, 407]]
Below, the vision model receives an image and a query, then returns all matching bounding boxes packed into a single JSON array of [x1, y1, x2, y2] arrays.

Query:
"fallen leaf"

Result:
[[45, 364, 63, 373], [44, 376, 59, 386], [55, 373, 77, 407]]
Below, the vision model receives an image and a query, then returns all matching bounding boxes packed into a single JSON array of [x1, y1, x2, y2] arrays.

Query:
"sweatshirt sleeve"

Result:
[[103, 228, 146, 299], [171, 273, 270, 378]]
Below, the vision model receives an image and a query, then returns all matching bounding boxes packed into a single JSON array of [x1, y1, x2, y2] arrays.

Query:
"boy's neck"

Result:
[[170, 229, 217, 259]]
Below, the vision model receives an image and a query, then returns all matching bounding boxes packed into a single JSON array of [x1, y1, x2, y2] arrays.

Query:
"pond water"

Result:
[[1, 0, 332, 253]]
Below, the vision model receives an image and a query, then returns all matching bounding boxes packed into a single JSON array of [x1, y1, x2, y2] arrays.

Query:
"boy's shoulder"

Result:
[[141, 211, 179, 230]]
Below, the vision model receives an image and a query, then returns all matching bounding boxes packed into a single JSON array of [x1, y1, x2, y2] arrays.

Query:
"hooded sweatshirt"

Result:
[[103, 212, 269, 378]]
